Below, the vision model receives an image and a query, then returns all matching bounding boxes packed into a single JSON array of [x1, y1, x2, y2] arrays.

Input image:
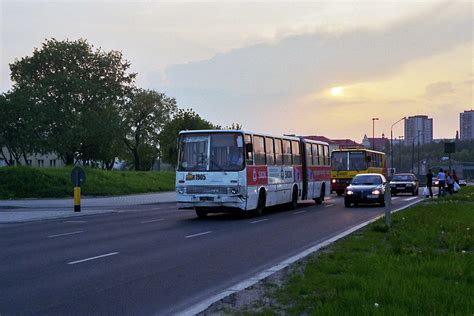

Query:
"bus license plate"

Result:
[[200, 197, 214, 201]]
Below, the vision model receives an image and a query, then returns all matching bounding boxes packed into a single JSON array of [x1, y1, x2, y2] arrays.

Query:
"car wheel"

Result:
[[344, 199, 351, 208], [380, 200, 386, 207]]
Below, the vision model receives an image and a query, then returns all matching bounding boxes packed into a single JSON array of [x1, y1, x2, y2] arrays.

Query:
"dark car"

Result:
[[389, 173, 419, 196], [344, 173, 388, 208]]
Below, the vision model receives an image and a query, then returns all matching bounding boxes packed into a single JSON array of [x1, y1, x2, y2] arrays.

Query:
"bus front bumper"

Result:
[[177, 194, 247, 210]]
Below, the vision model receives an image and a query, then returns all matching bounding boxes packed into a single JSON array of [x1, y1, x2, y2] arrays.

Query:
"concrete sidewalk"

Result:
[[0, 191, 176, 224]]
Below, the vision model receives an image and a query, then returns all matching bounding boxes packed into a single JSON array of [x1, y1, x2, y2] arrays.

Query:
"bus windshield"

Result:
[[178, 133, 244, 171], [331, 151, 367, 171]]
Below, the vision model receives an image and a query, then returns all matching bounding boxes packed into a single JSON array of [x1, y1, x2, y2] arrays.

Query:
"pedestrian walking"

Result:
[[446, 172, 454, 195], [437, 168, 446, 197], [426, 169, 434, 198], [452, 170, 459, 184]]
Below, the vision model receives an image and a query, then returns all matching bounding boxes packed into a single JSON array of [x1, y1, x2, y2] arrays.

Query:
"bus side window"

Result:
[[318, 145, 324, 166], [253, 135, 266, 165], [292, 140, 301, 165], [265, 137, 275, 165], [325, 145, 330, 165], [282, 139, 292, 165], [306, 143, 313, 166], [275, 138, 283, 165], [244, 134, 253, 165], [312, 144, 319, 166]]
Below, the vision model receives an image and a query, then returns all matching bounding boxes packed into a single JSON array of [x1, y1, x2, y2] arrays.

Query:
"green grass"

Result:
[[0, 166, 176, 199], [254, 187, 474, 315]]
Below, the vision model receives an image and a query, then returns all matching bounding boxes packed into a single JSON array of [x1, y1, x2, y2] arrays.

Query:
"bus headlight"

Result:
[[332, 179, 336, 183], [177, 187, 184, 194], [231, 187, 239, 194]]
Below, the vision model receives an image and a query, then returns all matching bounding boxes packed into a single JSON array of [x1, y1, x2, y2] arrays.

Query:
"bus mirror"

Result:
[[245, 143, 253, 153]]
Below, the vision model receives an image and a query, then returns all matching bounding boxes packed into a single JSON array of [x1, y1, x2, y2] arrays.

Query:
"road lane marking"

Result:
[[250, 219, 268, 224], [141, 218, 164, 224], [403, 197, 418, 201], [391, 197, 399, 200], [180, 198, 424, 315], [63, 220, 87, 223], [68, 252, 119, 265], [185, 231, 212, 238], [324, 204, 334, 207], [48, 231, 84, 238], [293, 210, 307, 214]]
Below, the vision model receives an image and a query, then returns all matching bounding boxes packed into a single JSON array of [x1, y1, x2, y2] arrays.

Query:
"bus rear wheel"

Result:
[[254, 191, 266, 217], [315, 185, 325, 205], [195, 208, 208, 219]]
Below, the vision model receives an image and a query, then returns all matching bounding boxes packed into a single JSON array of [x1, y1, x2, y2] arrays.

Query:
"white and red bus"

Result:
[[175, 130, 331, 218]]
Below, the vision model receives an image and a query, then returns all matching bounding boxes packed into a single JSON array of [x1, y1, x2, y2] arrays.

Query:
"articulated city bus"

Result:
[[176, 130, 331, 218], [331, 148, 387, 196]]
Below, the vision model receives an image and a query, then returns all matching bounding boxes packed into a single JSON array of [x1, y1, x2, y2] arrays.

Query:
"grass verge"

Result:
[[244, 187, 474, 315], [0, 167, 175, 199]]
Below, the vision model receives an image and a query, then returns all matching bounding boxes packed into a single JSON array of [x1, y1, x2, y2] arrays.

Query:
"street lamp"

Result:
[[390, 116, 406, 174], [398, 136, 404, 171], [372, 118, 379, 150], [411, 131, 422, 175]]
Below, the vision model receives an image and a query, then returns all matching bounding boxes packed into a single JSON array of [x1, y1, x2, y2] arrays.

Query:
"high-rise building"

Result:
[[460, 110, 474, 140], [404, 115, 433, 145]]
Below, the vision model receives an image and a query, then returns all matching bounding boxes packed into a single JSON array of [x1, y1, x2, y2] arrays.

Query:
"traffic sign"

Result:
[[71, 166, 86, 187]]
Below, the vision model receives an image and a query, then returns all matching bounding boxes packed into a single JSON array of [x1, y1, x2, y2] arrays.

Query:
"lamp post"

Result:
[[372, 118, 379, 150], [390, 116, 406, 174], [411, 131, 421, 175], [398, 136, 403, 171]]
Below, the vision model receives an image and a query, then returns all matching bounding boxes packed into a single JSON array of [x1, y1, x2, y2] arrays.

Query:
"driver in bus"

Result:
[[229, 147, 243, 166]]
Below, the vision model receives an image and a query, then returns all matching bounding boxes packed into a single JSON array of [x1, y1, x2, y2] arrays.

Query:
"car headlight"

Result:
[[372, 189, 381, 195], [346, 190, 354, 195], [332, 179, 336, 183]]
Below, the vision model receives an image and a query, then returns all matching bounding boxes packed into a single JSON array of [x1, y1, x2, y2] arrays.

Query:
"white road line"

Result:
[[63, 220, 87, 223], [250, 219, 268, 224], [324, 204, 335, 207], [140, 218, 164, 224], [391, 197, 399, 200], [293, 210, 307, 215], [185, 231, 212, 239], [67, 252, 119, 265], [180, 198, 424, 315], [403, 197, 418, 201], [48, 231, 84, 238]]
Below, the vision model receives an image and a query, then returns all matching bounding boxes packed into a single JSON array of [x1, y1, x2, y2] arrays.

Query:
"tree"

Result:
[[9, 38, 136, 165], [123, 89, 177, 171], [159, 109, 216, 167]]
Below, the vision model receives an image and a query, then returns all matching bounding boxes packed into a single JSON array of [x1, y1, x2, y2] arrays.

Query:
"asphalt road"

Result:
[[0, 193, 423, 315]]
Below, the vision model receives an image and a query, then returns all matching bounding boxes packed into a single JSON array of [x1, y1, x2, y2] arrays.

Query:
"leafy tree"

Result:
[[159, 109, 216, 167], [123, 89, 177, 171], [9, 38, 136, 165]]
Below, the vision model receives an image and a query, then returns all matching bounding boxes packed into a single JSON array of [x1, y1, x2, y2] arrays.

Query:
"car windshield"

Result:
[[392, 175, 415, 181], [178, 133, 244, 171], [351, 175, 382, 185]]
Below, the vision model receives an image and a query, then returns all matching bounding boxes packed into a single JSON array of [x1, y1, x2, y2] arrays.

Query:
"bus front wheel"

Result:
[[254, 191, 266, 217], [290, 187, 298, 210], [195, 208, 208, 219]]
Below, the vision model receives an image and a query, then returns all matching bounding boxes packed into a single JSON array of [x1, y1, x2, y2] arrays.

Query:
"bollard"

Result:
[[385, 182, 391, 226], [74, 187, 81, 212]]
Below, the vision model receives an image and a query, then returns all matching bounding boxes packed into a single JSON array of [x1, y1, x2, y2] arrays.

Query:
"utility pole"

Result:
[[398, 136, 403, 172]]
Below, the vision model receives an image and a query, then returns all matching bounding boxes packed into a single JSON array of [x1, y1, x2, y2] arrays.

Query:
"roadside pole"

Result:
[[71, 166, 86, 212], [385, 182, 391, 226]]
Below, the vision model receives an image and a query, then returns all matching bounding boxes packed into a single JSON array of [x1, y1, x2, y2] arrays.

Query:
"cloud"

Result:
[[162, 2, 472, 121], [424, 81, 454, 99]]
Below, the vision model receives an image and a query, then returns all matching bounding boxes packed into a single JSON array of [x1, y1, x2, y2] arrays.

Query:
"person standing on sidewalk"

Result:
[[426, 169, 434, 198], [437, 168, 446, 197], [452, 170, 459, 184], [446, 171, 454, 195]]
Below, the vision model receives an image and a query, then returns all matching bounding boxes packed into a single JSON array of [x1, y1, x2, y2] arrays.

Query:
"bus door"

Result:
[[300, 138, 309, 200]]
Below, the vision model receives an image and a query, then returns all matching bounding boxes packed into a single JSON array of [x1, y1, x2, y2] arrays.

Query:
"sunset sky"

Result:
[[1, 0, 472, 141]]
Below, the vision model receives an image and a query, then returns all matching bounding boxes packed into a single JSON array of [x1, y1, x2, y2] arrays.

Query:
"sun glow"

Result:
[[330, 86, 344, 96]]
